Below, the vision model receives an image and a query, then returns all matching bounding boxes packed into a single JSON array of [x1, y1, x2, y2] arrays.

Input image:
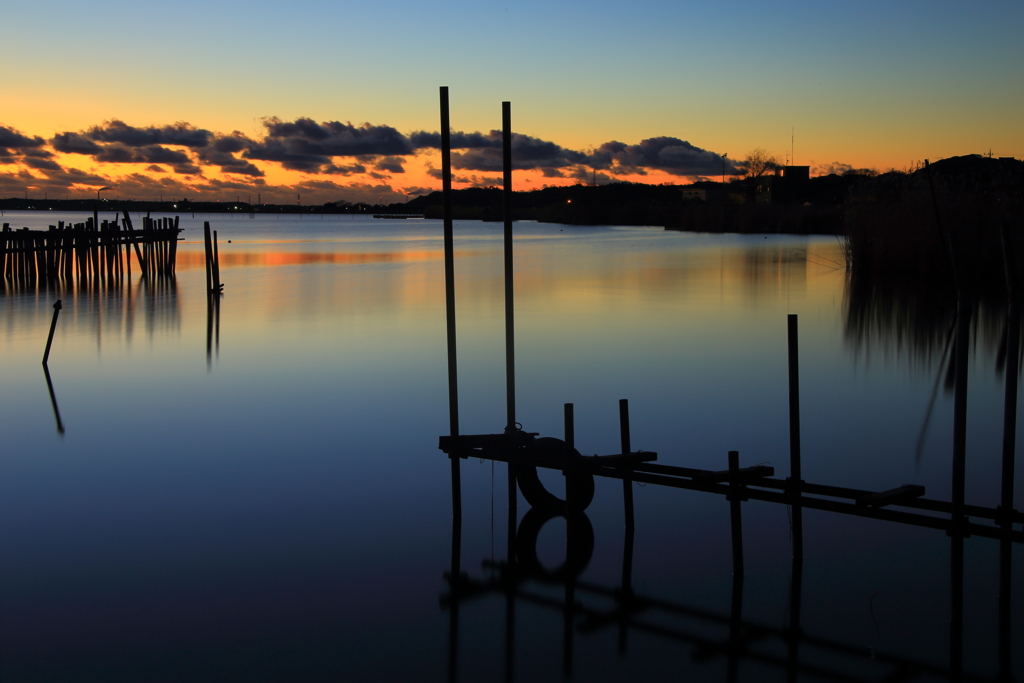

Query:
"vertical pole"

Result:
[[619, 399, 635, 530], [564, 403, 574, 450], [440, 86, 461, 520], [203, 221, 213, 295], [787, 314, 804, 560], [212, 229, 222, 291], [564, 402, 575, 514], [502, 101, 516, 432], [42, 299, 62, 365]]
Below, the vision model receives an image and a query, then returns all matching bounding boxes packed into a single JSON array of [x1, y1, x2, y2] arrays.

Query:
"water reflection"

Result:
[[445, 486, 1013, 682], [42, 365, 65, 435], [844, 274, 1022, 374], [0, 276, 180, 348]]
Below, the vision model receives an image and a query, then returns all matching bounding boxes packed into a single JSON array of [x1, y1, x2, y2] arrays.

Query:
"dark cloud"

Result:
[[243, 118, 413, 172], [323, 163, 367, 175], [592, 137, 733, 176], [52, 132, 101, 154], [375, 156, 405, 174], [213, 132, 251, 154], [244, 138, 330, 172], [90, 143, 193, 166], [147, 164, 165, 173], [0, 125, 46, 150], [172, 163, 202, 175], [86, 120, 211, 148], [452, 131, 585, 172], [23, 156, 63, 172], [408, 130, 501, 150]]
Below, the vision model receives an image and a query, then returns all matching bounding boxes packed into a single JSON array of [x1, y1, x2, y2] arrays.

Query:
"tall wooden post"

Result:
[[503, 101, 516, 432], [787, 314, 804, 560], [440, 86, 461, 520]]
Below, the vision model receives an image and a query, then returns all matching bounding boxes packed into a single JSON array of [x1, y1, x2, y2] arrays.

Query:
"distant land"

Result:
[[3, 155, 1019, 240]]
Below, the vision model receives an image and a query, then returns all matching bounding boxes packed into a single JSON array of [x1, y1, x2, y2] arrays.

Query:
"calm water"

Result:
[[0, 211, 1020, 682]]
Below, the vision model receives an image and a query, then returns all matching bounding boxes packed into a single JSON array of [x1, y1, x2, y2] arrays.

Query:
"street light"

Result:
[[722, 153, 728, 185]]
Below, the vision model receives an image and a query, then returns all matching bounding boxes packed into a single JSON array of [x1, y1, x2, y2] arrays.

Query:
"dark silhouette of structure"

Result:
[[435, 90, 1021, 682]]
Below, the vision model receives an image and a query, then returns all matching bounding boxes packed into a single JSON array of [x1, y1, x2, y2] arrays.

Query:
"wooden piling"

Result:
[[620, 399, 635, 530], [203, 221, 214, 295], [787, 314, 804, 560], [212, 230, 222, 292], [42, 300, 62, 365], [503, 101, 516, 432], [441, 86, 460, 441]]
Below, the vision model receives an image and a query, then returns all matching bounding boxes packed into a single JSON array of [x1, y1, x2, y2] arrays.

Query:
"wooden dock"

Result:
[[1, 211, 182, 285]]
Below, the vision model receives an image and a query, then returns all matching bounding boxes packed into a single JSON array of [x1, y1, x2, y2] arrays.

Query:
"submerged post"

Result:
[[620, 399, 635, 530], [42, 299, 62, 365], [502, 101, 516, 432], [440, 86, 462, 519], [787, 314, 804, 560]]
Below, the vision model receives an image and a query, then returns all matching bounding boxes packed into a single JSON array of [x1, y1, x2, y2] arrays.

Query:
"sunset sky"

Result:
[[2, 0, 1021, 205]]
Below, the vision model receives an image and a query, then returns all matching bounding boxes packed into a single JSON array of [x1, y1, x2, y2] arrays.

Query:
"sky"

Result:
[[2, 0, 1022, 204]]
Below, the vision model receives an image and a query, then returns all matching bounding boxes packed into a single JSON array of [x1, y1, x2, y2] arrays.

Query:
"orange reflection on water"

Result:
[[175, 249, 452, 271]]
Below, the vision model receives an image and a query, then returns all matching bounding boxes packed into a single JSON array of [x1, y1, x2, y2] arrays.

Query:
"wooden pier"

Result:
[[434, 89, 1021, 682], [1, 211, 182, 285]]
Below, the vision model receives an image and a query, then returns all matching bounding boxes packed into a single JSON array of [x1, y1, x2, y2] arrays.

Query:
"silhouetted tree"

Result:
[[739, 148, 780, 179]]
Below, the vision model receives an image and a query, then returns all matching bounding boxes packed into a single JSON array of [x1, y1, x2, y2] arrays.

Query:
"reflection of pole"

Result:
[[564, 550, 576, 678], [440, 86, 462, 519], [950, 296, 970, 681], [504, 513, 516, 683], [447, 514, 462, 683], [42, 365, 65, 435], [728, 561, 744, 683], [619, 512, 635, 655], [786, 545, 803, 683], [42, 299, 62, 365], [729, 450, 744, 578], [787, 314, 803, 560], [206, 294, 214, 370], [502, 101, 516, 432], [999, 224, 1018, 680]]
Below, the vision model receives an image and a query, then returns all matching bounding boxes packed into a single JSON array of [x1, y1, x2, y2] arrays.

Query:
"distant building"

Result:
[[681, 188, 706, 202], [757, 166, 811, 205]]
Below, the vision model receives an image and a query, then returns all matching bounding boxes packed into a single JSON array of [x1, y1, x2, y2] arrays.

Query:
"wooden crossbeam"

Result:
[[857, 484, 926, 508]]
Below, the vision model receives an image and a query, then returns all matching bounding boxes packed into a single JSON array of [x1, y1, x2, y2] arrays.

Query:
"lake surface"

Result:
[[0, 211, 1020, 682]]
